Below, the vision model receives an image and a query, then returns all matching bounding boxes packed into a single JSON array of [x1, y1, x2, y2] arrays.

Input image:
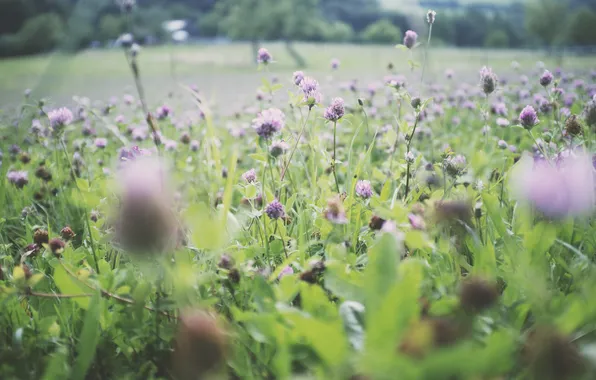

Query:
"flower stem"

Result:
[[420, 24, 433, 86], [404, 113, 420, 200], [281, 108, 311, 182], [332, 121, 340, 193]]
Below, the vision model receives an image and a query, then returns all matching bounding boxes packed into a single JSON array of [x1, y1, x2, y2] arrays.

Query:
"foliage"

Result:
[[2, 25, 596, 378], [360, 19, 401, 44], [0, 13, 64, 57], [484, 29, 510, 48]]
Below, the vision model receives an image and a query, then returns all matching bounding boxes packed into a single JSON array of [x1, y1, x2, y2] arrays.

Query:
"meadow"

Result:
[[1, 36, 596, 380]]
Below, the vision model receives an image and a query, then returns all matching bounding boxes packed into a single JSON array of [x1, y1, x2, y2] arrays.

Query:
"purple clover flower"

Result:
[[511, 152, 595, 219], [7, 171, 28, 188], [404, 30, 418, 49], [479, 66, 498, 95], [278, 265, 294, 279], [265, 199, 285, 219], [331, 58, 340, 70], [257, 48, 272, 64], [300, 76, 322, 107], [408, 213, 425, 230], [269, 140, 289, 158], [519, 105, 539, 130], [252, 108, 285, 139], [48, 107, 73, 131], [242, 168, 257, 183], [293, 71, 305, 86], [156, 105, 171, 120], [323, 97, 345, 122], [540, 70, 553, 87], [324, 197, 348, 224], [355, 180, 373, 199], [94, 138, 108, 149]]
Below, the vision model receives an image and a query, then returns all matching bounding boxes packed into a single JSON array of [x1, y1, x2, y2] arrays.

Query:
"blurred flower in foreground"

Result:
[[115, 157, 178, 253], [539, 70, 553, 87], [173, 310, 227, 380], [163, 20, 186, 33], [324, 196, 348, 224], [510, 152, 595, 219], [278, 266, 294, 280]]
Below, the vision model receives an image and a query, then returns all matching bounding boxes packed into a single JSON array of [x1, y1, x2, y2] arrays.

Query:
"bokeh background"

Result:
[[1, 0, 595, 107]]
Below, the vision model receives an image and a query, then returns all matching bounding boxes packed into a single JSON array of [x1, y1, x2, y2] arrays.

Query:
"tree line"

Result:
[[0, 0, 595, 57]]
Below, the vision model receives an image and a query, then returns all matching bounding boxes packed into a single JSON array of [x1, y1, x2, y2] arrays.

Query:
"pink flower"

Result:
[[511, 151, 595, 218]]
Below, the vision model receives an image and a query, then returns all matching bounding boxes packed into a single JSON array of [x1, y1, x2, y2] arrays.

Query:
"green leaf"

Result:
[[249, 153, 267, 163], [339, 301, 365, 351], [72, 293, 102, 380], [524, 221, 557, 258], [363, 233, 399, 311], [53, 265, 90, 310]]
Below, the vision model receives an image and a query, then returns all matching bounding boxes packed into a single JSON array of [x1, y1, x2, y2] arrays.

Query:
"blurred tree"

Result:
[[567, 7, 596, 46], [526, 0, 570, 48], [0, 13, 64, 56], [323, 21, 355, 43], [484, 30, 510, 48], [453, 9, 488, 47], [360, 19, 401, 44], [98, 14, 125, 43]]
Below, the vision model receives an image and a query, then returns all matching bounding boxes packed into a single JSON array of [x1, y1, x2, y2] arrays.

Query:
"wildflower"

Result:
[[117, 33, 134, 47], [156, 105, 171, 120], [130, 43, 141, 57], [293, 71, 304, 86], [369, 215, 386, 230], [48, 107, 73, 132], [411, 96, 421, 109], [118, 0, 135, 12], [123, 94, 135, 105], [405, 151, 416, 164], [404, 30, 418, 49], [497, 140, 508, 150], [323, 97, 345, 122], [300, 77, 322, 107], [94, 138, 108, 149], [278, 266, 294, 280], [479, 66, 497, 95], [165, 140, 178, 152], [523, 327, 584, 380], [265, 200, 285, 220], [218, 254, 234, 270], [510, 151, 595, 219], [269, 140, 289, 158], [116, 157, 178, 254], [242, 168, 257, 183], [444, 154, 466, 177], [330, 58, 340, 70], [519, 105, 539, 129], [172, 30, 189, 42], [7, 171, 28, 188], [408, 213, 425, 230], [190, 140, 200, 152], [173, 310, 227, 380], [539, 70, 553, 87], [445, 69, 454, 79], [565, 115, 582, 136], [459, 276, 498, 313], [324, 197, 348, 224], [48, 238, 65, 256], [257, 48, 272, 64], [496, 117, 509, 127], [252, 108, 285, 139], [34, 229, 49, 247], [426, 9, 437, 24], [60, 226, 76, 241], [355, 180, 373, 199]]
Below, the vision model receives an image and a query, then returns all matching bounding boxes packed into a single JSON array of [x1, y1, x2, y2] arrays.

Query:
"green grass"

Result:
[[1, 42, 594, 108]]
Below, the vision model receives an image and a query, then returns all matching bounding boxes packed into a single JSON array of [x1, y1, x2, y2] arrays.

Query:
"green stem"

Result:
[[281, 108, 311, 182], [332, 121, 340, 193], [404, 113, 420, 200], [420, 24, 433, 86]]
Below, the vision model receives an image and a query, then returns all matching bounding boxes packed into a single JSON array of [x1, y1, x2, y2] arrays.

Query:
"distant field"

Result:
[[1, 42, 593, 109]]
